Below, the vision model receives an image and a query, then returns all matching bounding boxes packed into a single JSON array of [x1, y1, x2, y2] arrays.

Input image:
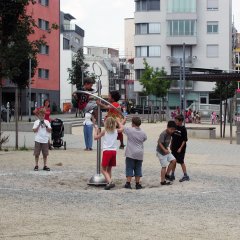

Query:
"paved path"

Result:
[[0, 121, 240, 239]]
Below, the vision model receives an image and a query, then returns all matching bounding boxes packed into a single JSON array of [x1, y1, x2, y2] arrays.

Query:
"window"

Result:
[[38, 69, 49, 79], [63, 38, 70, 50], [149, 46, 161, 57], [39, 44, 49, 54], [207, 21, 218, 33], [149, 23, 160, 34], [38, 19, 49, 30], [207, 45, 219, 58], [135, 0, 160, 12], [136, 46, 160, 57], [136, 46, 148, 57], [235, 53, 240, 64], [167, 0, 196, 13], [168, 20, 196, 36], [207, 0, 218, 10], [135, 69, 145, 80], [135, 23, 160, 34], [38, 0, 49, 6]]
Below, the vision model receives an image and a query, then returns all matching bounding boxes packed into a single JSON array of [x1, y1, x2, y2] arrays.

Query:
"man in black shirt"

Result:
[[170, 114, 190, 182]]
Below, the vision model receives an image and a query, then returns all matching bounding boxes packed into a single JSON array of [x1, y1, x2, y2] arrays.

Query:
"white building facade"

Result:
[[132, 0, 232, 109], [60, 12, 84, 111]]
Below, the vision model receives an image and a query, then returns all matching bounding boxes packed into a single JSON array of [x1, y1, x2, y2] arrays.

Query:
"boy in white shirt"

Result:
[[32, 108, 52, 171]]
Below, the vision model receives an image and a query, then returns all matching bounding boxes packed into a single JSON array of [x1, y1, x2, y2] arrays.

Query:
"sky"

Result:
[[60, 0, 240, 55]]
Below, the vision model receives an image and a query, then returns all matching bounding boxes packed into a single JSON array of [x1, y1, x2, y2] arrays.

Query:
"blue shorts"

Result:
[[125, 157, 143, 177]]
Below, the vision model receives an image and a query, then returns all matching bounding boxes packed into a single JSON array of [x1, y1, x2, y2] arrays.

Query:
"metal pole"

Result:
[[230, 99, 233, 144], [183, 43, 186, 125], [28, 58, 31, 122], [6, 102, 10, 122], [179, 58, 183, 114], [96, 80, 102, 175]]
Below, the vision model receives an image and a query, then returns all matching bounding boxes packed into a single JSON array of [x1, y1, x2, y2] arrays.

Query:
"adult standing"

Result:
[[33, 99, 51, 122]]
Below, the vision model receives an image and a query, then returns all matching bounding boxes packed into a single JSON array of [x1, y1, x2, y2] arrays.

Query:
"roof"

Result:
[[64, 13, 76, 21], [159, 68, 240, 82]]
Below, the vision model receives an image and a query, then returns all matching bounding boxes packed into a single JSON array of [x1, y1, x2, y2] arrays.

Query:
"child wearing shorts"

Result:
[[96, 90, 125, 149], [94, 117, 124, 190], [123, 116, 147, 190], [32, 108, 52, 171], [156, 120, 176, 185], [170, 114, 190, 182]]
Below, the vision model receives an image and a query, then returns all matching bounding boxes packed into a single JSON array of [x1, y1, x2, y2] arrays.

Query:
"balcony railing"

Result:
[[62, 24, 84, 37]]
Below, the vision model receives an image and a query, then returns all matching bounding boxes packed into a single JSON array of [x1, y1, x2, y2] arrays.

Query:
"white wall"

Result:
[[60, 35, 73, 111]]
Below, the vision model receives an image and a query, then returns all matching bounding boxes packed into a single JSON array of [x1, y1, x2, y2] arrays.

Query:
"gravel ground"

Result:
[[0, 122, 240, 240]]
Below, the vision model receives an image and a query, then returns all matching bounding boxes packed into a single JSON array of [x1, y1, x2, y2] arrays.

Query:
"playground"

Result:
[[0, 121, 240, 240]]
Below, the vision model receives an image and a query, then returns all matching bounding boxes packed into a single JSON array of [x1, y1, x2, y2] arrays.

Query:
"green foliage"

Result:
[[67, 48, 90, 89], [139, 59, 170, 98], [0, 0, 54, 88], [214, 81, 238, 100]]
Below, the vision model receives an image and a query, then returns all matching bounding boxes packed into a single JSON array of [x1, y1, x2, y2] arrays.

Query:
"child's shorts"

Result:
[[125, 157, 143, 177], [172, 150, 185, 164], [102, 150, 116, 167], [34, 142, 49, 158], [156, 152, 175, 168]]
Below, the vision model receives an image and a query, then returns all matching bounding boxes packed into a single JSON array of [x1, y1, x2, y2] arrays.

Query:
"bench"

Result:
[[186, 127, 216, 139]]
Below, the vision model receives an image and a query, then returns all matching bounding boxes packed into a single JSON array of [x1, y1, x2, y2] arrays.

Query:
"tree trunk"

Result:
[[15, 87, 19, 150], [0, 85, 2, 150]]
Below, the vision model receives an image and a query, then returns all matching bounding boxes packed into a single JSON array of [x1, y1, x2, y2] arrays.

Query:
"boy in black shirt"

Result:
[[170, 114, 190, 182]]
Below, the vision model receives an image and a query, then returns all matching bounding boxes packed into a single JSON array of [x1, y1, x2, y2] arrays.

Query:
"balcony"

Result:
[[170, 80, 194, 90], [166, 36, 197, 45], [62, 24, 84, 37]]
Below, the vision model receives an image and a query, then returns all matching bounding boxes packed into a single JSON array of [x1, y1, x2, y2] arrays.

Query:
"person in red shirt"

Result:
[[33, 99, 51, 122], [96, 91, 125, 149]]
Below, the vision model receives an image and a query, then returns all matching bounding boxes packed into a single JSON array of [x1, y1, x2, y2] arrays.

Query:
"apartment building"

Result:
[[27, 0, 60, 110], [60, 12, 85, 111], [2, 0, 60, 114], [132, 0, 232, 109]]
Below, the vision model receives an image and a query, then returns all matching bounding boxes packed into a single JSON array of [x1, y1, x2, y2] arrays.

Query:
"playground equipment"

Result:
[[76, 63, 123, 185]]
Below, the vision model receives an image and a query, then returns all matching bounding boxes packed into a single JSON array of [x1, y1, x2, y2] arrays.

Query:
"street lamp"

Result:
[[81, 65, 84, 87], [28, 57, 32, 122]]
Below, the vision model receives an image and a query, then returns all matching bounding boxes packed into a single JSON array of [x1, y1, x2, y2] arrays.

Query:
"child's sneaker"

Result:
[[161, 181, 172, 186], [171, 175, 175, 181], [179, 175, 190, 182], [136, 183, 143, 190], [119, 144, 125, 149], [165, 174, 174, 181], [34, 166, 38, 171], [43, 166, 50, 171], [124, 182, 132, 189], [104, 182, 115, 190]]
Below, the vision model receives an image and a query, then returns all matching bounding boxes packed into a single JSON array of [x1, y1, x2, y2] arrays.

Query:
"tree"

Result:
[[0, 0, 56, 149], [214, 80, 238, 138], [68, 48, 91, 89], [139, 59, 170, 98]]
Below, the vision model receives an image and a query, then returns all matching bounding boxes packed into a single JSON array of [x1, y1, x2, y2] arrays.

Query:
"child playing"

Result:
[[123, 116, 147, 190], [94, 117, 124, 190], [96, 90, 125, 149], [156, 120, 177, 185], [170, 114, 190, 182], [32, 108, 52, 171], [83, 110, 95, 151]]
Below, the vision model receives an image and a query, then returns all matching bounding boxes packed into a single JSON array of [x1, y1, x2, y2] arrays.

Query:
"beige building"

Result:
[[126, 0, 233, 109]]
